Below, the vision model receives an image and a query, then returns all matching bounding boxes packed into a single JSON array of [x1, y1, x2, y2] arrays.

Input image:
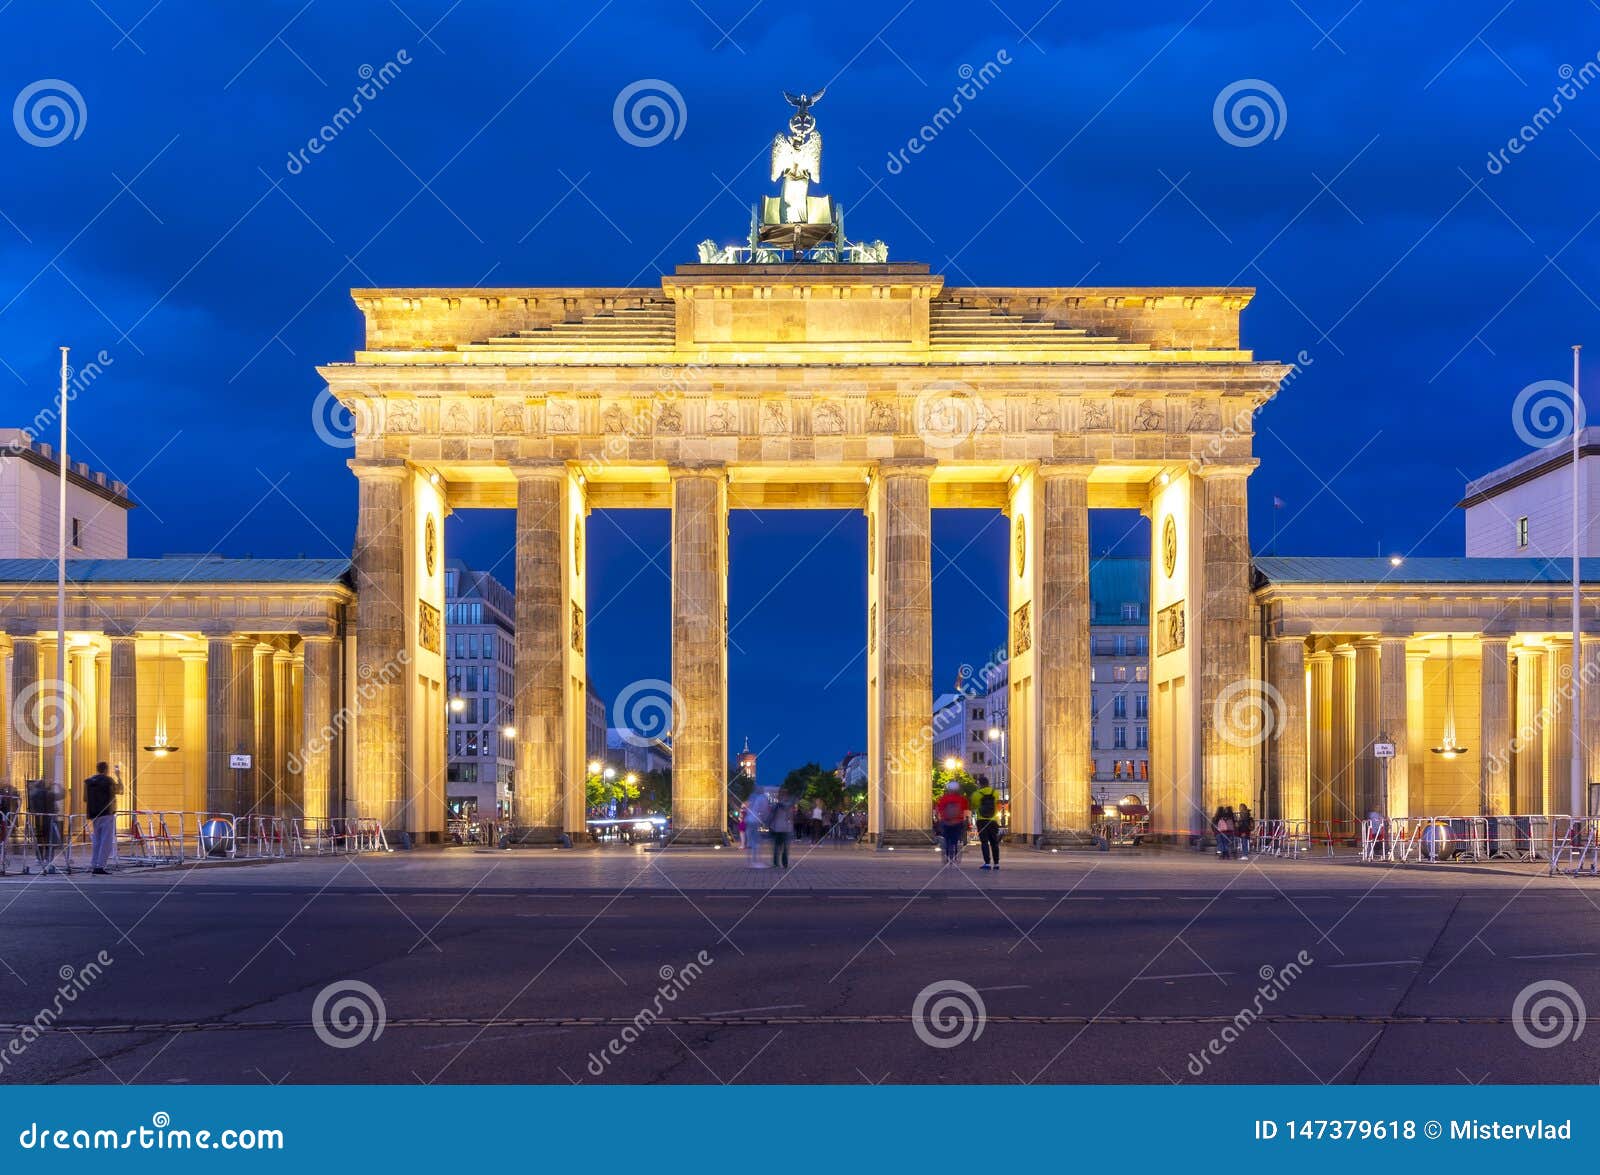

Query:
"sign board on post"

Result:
[[1372, 742, 1396, 759], [229, 754, 253, 770]]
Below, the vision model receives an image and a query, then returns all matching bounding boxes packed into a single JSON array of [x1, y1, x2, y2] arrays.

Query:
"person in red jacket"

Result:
[[934, 781, 969, 866]]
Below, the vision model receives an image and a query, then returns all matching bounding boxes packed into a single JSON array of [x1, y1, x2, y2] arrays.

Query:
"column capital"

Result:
[[347, 457, 409, 480], [667, 461, 728, 479], [1268, 634, 1308, 649], [509, 458, 570, 480], [1191, 460, 1259, 479], [5, 626, 39, 640], [873, 458, 935, 479], [177, 647, 208, 663], [1035, 461, 1094, 480], [297, 631, 338, 646]]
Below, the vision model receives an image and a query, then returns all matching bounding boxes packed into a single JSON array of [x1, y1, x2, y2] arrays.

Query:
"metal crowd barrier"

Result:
[[0, 808, 390, 872], [1357, 814, 1570, 865], [1551, 817, 1600, 875]]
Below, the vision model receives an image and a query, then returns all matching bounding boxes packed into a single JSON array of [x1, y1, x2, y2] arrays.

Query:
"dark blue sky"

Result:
[[4, 0, 1598, 770]]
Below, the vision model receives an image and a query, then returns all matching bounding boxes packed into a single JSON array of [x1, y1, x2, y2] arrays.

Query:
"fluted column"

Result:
[[281, 649, 301, 817], [1406, 649, 1428, 814], [205, 637, 233, 813], [1354, 639, 1381, 817], [1267, 637, 1308, 821], [8, 635, 40, 788], [349, 459, 408, 830], [71, 645, 98, 804], [877, 464, 933, 844], [0, 640, 10, 790], [230, 637, 257, 813], [513, 463, 572, 841], [107, 635, 136, 808], [1330, 646, 1354, 825], [1039, 466, 1091, 843], [1512, 645, 1545, 813], [1548, 640, 1574, 816], [1196, 470, 1255, 816], [1378, 638, 1411, 818], [180, 650, 206, 812], [298, 636, 336, 822], [254, 644, 276, 816], [669, 464, 729, 844], [1308, 649, 1332, 826], [1581, 638, 1600, 815], [1480, 637, 1512, 815]]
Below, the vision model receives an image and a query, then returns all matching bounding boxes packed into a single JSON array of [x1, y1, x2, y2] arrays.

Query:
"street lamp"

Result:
[[447, 673, 465, 713], [943, 756, 961, 772], [501, 724, 517, 739], [588, 760, 602, 775]]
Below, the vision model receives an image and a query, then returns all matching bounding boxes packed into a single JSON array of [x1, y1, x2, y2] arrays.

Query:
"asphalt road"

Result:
[[0, 851, 1596, 1085]]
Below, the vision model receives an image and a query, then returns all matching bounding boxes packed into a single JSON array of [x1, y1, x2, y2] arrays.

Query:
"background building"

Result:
[[933, 687, 994, 783], [444, 559, 514, 820], [1462, 427, 1600, 557], [605, 729, 671, 777], [0, 429, 132, 559]]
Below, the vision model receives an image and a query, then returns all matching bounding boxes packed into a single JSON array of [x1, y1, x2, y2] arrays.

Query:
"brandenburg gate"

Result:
[[319, 96, 1290, 845]]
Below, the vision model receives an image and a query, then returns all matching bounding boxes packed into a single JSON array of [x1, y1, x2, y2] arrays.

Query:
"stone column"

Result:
[[230, 637, 257, 813], [1378, 638, 1411, 818], [513, 463, 571, 841], [180, 650, 206, 813], [1581, 638, 1600, 815], [1330, 646, 1354, 826], [1514, 645, 1547, 813], [877, 464, 934, 844], [669, 464, 729, 844], [8, 634, 39, 789], [0, 641, 9, 791], [1547, 641, 1574, 816], [349, 459, 409, 831], [280, 649, 301, 817], [204, 638, 233, 813], [1196, 470, 1255, 816], [107, 635, 137, 809], [1354, 639, 1381, 817], [252, 645, 274, 816], [72, 645, 98, 804], [1038, 467, 1091, 843], [1406, 649, 1428, 814], [1308, 649, 1332, 826], [1267, 637, 1308, 822], [298, 635, 336, 822], [1480, 637, 1512, 815]]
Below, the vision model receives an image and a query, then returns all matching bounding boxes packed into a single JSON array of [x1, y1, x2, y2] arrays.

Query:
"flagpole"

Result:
[[55, 347, 68, 805], [1572, 344, 1584, 817]]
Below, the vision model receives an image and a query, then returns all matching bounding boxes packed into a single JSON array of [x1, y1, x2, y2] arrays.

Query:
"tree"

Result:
[[930, 764, 978, 805], [779, 762, 848, 809]]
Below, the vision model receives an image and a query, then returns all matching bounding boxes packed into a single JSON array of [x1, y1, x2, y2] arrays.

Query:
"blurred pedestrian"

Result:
[[84, 761, 120, 875], [1236, 803, 1255, 862], [971, 780, 1002, 870], [1212, 805, 1234, 860], [746, 789, 772, 869], [768, 790, 795, 869], [935, 780, 969, 866]]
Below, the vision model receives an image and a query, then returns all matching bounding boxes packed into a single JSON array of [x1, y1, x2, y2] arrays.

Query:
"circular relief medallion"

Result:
[[1015, 516, 1027, 577], [424, 514, 438, 576], [1161, 515, 1177, 578]]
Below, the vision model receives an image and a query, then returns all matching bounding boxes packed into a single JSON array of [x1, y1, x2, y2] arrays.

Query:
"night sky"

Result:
[[3, 0, 1597, 770]]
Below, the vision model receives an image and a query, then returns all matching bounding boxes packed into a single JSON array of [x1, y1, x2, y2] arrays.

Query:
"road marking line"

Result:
[[1134, 971, 1236, 981], [702, 1004, 807, 1016], [1327, 960, 1421, 969], [1510, 952, 1596, 960]]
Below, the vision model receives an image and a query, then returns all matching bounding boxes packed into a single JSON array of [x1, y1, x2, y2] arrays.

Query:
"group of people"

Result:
[[3, 762, 122, 875], [1210, 803, 1256, 860], [737, 794, 868, 868], [934, 779, 1005, 869]]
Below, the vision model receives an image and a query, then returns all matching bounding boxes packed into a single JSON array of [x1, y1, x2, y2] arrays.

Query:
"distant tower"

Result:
[[737, 737, 757, 782]]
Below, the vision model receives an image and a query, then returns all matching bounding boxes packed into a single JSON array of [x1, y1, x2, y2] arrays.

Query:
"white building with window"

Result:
[[0, 428, 132, 558], [1462, 427, 1600, 556]]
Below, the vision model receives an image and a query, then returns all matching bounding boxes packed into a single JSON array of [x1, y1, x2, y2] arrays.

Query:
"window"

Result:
[[483, 632, 495, 660], [1113, 666, 1128, 682], [1113, 695, 1126, 719], [1135, 635, 1149, 656], [70, 518, 83, 548], [1516, 516, 1529, 549], [1093, 635, 1114, 656], [1136, 724, 1148, 749], [1113, 725, 1127, 749], [1120, 602, 1140, 621], [1114, 635, 1127, 656], [469, 634, 481, 658], [1136, 693, 1148, 719], [1139, 760, 1149, 781], [971, 707, 984, 721], [1134, 666, 1148, 682]]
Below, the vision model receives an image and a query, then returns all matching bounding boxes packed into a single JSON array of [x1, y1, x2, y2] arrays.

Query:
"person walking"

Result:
[[1236, 803, 1255, 862], [768, 790, 795, 869], [1212, 805, 1234, 860], [935, 780, 969, 866], [84, 761, 120, 875], [971, 780, 1003, 871], [746, 789, 774, 868], [810, 801, 825, 844]]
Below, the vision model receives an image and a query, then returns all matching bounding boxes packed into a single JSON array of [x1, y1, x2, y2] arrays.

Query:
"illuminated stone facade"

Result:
[[321, 264, 1288, 843]]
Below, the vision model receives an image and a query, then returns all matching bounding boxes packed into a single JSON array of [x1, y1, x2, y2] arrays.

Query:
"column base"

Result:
[[876, 829, 938, 849], [1037, 829, 1100, 851], [664, 828, 728, 847], [504, 826, 571, 848]]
